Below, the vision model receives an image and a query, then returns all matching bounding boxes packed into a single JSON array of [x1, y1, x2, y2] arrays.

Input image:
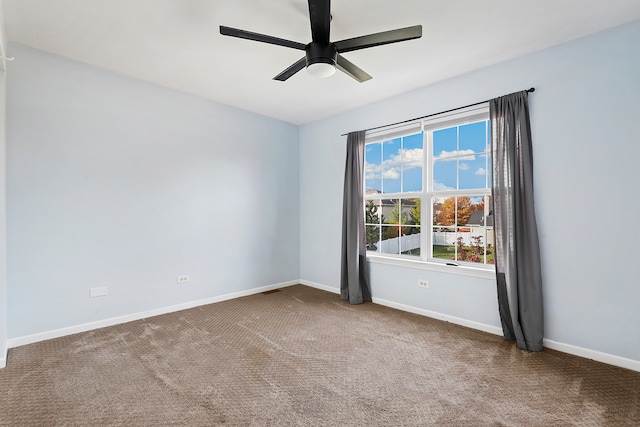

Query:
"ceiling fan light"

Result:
[[307, 62, 336, 78]]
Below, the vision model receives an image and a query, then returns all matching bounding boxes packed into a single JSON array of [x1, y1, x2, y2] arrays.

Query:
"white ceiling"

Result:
[[4, 0, 640, 124]]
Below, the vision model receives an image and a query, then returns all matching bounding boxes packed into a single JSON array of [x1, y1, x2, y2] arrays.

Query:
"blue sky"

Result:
[[365, 120, 490, 193]]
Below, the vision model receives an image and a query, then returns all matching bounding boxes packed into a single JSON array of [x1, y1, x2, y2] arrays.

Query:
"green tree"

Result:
[[383, 199, 421, 239], [385, 201, 408, 225], [408, 198, 421, 226], [380, 201, 402, 241], [365, 201, 380, 250]]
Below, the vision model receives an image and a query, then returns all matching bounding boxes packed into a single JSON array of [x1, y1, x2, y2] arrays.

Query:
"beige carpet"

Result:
[[0, 285, 638, 426]]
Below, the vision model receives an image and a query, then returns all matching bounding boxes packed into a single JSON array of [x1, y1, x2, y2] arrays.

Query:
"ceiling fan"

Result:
[[220, 0, 422, 82]]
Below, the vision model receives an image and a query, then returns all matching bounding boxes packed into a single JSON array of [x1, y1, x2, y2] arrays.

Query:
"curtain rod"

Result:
[[341, 87, 535, 137]]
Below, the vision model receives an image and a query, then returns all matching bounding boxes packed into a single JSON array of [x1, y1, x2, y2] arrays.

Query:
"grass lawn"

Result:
[[432, 245, 495, 264]]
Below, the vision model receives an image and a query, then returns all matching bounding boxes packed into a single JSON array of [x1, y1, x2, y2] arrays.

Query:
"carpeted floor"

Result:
[[0, 284, 638, 426]]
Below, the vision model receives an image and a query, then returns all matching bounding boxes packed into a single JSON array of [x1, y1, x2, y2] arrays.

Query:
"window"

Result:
[[364, 106, 494, 269]]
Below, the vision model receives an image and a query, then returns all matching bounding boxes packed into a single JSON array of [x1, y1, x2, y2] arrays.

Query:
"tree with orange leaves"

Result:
[[433, 196, 474, 226]]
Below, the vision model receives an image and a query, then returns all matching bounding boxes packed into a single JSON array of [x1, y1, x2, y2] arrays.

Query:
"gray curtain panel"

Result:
[[340, 131, 372, 304], [490, 91, 544, 352]]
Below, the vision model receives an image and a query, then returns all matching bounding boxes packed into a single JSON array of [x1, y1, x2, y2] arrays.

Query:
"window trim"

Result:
[[366, 252, 496, 279], [364, 104, 494, 277], [365, 106, 489, 144]]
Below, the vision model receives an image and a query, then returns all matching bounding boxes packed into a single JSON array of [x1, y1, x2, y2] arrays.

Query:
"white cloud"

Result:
[[435, 149, 476, 161], [365, 148, 423, 181], [365, 169, 379, 180], [382, 168, 400, 179], [383, 147, 423, 166], [433, 181, 455, 191], [475, 167, 486, 176], [459, 163, 470, 171], [400, 148, 423, 165]]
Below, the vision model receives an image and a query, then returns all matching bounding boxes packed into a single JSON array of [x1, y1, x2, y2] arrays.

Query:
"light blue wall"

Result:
[[6, 44, 300, 338], [0, 72, 5, 364], [300, 20, 640, 362], [0, 4, 8, 365]]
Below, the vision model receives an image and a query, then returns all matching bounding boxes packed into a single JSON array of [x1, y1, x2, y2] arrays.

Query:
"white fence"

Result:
[[432, 230, 494, 246], [376, 233, 420, 254], [376, 230, 494, 253]]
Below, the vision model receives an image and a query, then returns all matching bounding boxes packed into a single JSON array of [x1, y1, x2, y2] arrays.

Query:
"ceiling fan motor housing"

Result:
[[305, 42, 337, 67], [219, 0, 422, 82]]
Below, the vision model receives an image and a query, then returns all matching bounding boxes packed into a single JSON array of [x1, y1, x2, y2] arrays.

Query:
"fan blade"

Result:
[[308, 0, 331, 44], [334, 25, 422, 53], [336, 55, 372, 83], [273, 58, 307, 81], [220, 26, 306, 50]]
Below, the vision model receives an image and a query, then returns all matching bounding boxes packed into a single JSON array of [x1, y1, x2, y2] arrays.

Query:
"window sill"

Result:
[[366, 254, 496, 279]]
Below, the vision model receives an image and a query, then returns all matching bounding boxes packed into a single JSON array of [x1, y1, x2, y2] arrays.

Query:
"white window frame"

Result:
[[364, 104, 495, 278]]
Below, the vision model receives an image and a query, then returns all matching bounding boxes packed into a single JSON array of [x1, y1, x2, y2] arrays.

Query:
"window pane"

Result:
[[382, 138, 401, 193], [365, 224, 381, 252], [456, 196, 475, 225], [366, 142, 381, 164], [382, 199, 420, 225], [403, 133, 423, 152], [401, 133, 423, 192], [459, 121, 487, 153], [365, 143, 382, 192], [432, 241, 454, 260], [379, 225, 400, 254], [403, 166, 422, 192], [433, 196, 455, 226], [430, 194, 494, 265], [433, 159, 456, 190], [364, 199, 382, 253], [459, 154, 488, 189], [453, 227, 494, 264], [454, 227, 472, 262], [404, 198, 421, 226], [383, 138, 402, 161], [369, 198, 422, 256], [381, 199, 400, 224], [400, 226, 420, 256], [433, 127, 456, 158], [365, 200, 381, 225], [432, 195, 486, 227], [365, 167, 382, 193]]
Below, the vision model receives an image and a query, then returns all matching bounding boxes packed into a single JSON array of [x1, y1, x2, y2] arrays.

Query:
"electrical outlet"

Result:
[[418, 280, 430, 288], [90, 287, 108, 298], [177, 275, 190, 284]]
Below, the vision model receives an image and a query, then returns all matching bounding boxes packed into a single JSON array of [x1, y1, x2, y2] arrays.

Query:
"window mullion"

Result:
[[485, 120, 490, 189], [400, 136, 404, 193], [422, 129, 432, 261]]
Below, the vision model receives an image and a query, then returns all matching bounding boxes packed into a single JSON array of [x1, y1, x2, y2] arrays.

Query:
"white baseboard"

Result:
[[372, 296, 504, 336], [0, 342, 6, 368], [543, 339, 640, 372], [298, 279, 339, 295], [300, 279, 640, 373], [7, 280, 299, 350], [300, 279, 502, 335]]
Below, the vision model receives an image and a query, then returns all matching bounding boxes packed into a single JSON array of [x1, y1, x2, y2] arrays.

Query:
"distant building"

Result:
[[365, 190, 417, 220], [467, 210, 494, 246], [467, 210, 493, 227]]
